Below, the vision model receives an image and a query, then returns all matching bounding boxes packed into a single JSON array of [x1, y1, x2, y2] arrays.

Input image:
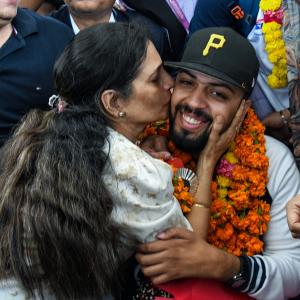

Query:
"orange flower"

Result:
[[173, 177, 194, 213], [215, 223, 234, 241], [144, 127, 157, 136]]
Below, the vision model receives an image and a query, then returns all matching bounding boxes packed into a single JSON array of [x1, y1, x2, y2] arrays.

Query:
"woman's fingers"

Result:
[[217, 99, 250, 144], [207, 99, 249, 146], [208, 115, 225, 143], [149, 151, 171, 160], [226, 99, 248, 135]]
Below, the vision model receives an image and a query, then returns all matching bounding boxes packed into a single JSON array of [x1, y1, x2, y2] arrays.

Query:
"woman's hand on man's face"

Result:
[[198, 99, 250, 169]]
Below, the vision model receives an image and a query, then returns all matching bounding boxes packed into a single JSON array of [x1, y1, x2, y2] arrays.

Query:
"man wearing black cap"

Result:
[[166, 27, 258, 155], [136, 27, 300, 299]]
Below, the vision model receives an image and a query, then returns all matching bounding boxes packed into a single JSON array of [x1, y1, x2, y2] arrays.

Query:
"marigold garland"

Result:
[[260, 0, 287, 88], [139, 120, 195, 212], [260, 0, 281, 11], [142, 108, 270, 256]]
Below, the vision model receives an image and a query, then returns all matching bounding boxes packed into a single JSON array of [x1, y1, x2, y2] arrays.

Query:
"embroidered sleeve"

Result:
[[103, 133, 192, 244]]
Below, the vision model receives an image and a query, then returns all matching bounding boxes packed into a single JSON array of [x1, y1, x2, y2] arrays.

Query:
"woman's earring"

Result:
[[118, 111, 126, 118]]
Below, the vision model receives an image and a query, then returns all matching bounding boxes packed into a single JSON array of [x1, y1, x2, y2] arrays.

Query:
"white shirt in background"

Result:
[[70, 12, 116, 34]]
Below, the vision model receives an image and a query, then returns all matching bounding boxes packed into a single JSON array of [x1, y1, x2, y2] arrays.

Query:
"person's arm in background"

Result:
[[286, 195, 300, 238], [289, 79, 300, 169], [262, 109, 290, 129], [261, 109, 292, 148]]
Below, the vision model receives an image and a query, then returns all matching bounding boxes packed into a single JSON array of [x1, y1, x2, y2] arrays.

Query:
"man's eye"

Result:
[[178, 79, 193, 86], [211, 91, 227, 100]]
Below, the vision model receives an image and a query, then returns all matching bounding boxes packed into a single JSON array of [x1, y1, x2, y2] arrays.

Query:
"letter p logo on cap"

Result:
[[203, 34, 226, 56]]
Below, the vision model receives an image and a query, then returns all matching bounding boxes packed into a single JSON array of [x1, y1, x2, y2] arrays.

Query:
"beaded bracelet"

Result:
[[280, 110, 288, 125]]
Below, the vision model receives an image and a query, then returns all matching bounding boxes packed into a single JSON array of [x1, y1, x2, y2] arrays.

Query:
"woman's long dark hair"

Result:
[[0, 23, 149, 299]]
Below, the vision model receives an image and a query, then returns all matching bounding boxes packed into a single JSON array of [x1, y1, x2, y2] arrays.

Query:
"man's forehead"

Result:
[[178, 69, 225, 84], [176, 69, 243, 93]]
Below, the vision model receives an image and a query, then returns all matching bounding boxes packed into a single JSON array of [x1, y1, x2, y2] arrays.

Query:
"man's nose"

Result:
[[185, 86, 209, 110]]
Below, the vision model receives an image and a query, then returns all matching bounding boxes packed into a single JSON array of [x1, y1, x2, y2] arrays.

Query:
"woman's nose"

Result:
[[162, 69, 175, 90]]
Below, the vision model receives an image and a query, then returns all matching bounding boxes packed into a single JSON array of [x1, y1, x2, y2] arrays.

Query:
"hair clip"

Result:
[[48, 95, 59, 108]]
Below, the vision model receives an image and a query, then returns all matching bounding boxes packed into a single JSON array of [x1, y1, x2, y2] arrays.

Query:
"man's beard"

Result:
[[169, 104, 213, 154]]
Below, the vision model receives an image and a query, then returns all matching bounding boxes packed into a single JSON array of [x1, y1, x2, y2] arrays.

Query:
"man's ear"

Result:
[[100, 89, 124, 119]]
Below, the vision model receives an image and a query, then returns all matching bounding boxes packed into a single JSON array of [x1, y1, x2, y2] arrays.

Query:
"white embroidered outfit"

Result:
[[103, 128, 191, 244]]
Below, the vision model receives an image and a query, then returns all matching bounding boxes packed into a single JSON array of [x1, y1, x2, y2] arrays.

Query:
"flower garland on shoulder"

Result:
[[209, 108, 270, 256], [260, 0, 288, 88], [142, 108, 270, 256]]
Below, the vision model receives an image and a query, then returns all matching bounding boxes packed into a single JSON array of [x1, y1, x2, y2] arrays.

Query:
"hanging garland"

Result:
[[260, 0, 288, 88]]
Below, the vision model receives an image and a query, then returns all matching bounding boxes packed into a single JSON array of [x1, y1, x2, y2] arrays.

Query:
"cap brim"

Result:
[[164, 61, 247, 92]]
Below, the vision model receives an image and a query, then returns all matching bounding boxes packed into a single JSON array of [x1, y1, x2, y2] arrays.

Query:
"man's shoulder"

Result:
[[13, 8, 73, 58], [34, 9, 73, 36], [16, 8, 73, 38], [265, 135, 292, 158], [265, 135, 299, 191], [49, 5, 72, 28]]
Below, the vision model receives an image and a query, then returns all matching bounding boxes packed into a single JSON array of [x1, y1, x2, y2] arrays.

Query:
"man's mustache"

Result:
[[175, 104, 213, 123]]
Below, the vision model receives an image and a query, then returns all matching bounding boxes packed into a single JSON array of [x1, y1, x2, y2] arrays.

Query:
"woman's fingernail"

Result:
[[157, 232, 166, 239]]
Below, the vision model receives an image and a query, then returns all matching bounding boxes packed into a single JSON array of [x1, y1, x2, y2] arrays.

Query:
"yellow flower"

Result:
[[265, 40, 285, 53], [278, 58, 287, 67], [273, 66, 287, 77], [261, 11, 287, 89], [225, 152, 239, 164], [217, 188, 228, 199], [260, 0, 282, 12], [217, 175, 231, 188], [268, 73, 287, 89], [262, 22, 281, 33], [264, 33, 282, 43], [268, 49, 286, 64]]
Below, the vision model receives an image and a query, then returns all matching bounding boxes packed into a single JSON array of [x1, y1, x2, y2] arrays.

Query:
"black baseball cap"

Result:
[[165, 27, 259, 94]]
